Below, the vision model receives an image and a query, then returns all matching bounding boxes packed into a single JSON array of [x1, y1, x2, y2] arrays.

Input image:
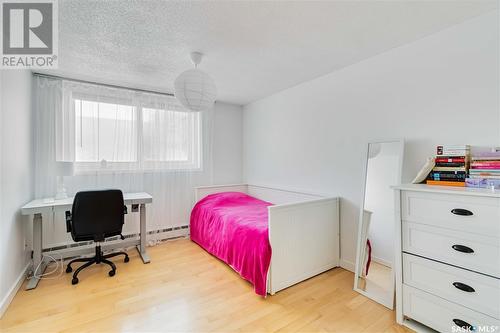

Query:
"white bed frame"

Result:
[[194, 184, 340, 295]]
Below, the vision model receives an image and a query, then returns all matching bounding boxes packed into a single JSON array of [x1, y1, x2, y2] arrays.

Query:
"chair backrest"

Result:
[[70, 189, 125, 242]]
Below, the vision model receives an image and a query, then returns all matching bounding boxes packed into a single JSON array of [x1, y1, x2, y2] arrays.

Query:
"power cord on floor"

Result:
[[33, 253, 64, 280], [148, 235, 189, 247]]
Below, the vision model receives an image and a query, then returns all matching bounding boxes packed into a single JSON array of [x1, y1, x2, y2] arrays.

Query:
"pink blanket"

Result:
[[190, 192, 272, 296]]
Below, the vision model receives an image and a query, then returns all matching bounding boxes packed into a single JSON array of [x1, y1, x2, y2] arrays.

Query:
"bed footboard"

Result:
[[267, 197, 340, 294]]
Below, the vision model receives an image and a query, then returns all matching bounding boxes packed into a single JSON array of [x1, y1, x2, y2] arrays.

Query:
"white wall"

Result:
[[213, 102, 243, 184], [0, 70, 33, 316], [243, 11, 500, 270]]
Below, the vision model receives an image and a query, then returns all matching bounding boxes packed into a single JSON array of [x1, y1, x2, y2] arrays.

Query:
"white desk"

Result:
[[21, 192, 152, 290]]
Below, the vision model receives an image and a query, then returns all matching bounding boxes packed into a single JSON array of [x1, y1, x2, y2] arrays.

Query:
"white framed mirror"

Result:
[[354, 139, 404, 309]]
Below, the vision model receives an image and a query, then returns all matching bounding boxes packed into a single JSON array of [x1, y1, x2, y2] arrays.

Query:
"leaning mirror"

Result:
[[354, 140, 404, 309]]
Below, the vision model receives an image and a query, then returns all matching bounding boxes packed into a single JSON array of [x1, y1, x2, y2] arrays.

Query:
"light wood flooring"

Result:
[[0, 238, 411, 333]]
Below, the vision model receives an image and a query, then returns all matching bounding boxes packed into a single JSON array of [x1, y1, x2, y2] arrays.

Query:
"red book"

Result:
[[435, 157, 466, 163], [471, 161, 500, 168], [471, 166, 500, 170]]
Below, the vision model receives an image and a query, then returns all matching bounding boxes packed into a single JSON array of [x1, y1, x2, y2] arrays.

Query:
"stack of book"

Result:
[[427, 145, 470, 187], [466, 147, 500, 189]]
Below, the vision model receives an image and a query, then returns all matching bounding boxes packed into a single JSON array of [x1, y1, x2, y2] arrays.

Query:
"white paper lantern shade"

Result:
[[174, 68, 217, 112]]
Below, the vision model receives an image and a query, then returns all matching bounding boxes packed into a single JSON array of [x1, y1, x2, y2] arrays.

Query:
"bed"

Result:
[[191, 184, 340, 296]]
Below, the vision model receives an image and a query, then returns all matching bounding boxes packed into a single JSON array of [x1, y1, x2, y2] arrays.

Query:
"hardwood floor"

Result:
[[0, 238, 410, 333]]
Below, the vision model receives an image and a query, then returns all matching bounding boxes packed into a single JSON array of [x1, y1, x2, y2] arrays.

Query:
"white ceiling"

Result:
[[47, 0, 498, 105]]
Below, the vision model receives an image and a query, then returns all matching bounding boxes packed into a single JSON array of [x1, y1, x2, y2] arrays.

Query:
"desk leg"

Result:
[[136, 203, 150, 264], [26, 213, 47, 290]]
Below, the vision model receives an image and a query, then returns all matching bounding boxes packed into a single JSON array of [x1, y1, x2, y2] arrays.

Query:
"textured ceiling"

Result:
[[45, 0, 498, 105]]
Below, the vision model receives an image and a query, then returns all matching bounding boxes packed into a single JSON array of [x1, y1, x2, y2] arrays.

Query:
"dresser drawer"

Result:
[[402, 191, 500, 237], [403, 284, 500, 333], [403, 222, 500, 277], [403, 253, 500, 319]]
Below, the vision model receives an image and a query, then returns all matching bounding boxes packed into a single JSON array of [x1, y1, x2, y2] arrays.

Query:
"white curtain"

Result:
[[33, 76, 214, 248]]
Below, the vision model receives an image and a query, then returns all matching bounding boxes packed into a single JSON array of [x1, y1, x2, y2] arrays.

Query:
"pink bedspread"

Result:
[[190, 192, 272, 296]]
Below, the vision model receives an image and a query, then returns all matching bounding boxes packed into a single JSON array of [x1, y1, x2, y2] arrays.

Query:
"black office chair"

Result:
[[65, 189, 129, 285]]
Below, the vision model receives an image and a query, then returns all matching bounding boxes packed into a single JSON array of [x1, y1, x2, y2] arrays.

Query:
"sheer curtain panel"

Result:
[[33, 76, 214, 248]]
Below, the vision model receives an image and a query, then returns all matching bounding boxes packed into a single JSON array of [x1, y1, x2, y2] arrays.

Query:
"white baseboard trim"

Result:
[[0, 263, 29, 318], [372, 256, 392, 268], [340, 258, 355, 272]]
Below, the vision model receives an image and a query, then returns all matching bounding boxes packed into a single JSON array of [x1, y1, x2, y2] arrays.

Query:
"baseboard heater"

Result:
[[42, 225, 190, 254]]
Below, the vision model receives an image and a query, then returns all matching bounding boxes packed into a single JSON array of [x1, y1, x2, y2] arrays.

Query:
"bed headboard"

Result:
[[194, 184, 248, 202], [194, 184, 322, 205], [247, 185, 321, 205]]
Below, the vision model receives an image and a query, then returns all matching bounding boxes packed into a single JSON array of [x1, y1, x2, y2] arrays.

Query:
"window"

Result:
[[73, 95, 201, 171], [142, 107, 201, 168], [75, 99, 138, 163]]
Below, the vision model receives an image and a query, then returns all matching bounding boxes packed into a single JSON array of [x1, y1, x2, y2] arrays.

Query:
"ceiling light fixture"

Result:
[[174, 52, 217, 112]]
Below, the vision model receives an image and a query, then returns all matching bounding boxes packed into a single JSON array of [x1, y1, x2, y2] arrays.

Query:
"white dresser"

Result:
[[393, 184, 500, 333]]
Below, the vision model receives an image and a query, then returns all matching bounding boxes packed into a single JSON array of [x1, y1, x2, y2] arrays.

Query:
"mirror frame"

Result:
[[353, 138, 405, 309]]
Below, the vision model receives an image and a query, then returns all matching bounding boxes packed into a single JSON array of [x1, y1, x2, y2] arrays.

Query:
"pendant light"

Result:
[[174, 52, 217, 111]]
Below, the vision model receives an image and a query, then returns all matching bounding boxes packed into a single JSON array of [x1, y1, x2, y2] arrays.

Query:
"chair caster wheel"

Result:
[[66, 266, 72, 273], [109, 270, 116, 277], [124, 256, 129, 263], [71, 277, 78, 285]]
